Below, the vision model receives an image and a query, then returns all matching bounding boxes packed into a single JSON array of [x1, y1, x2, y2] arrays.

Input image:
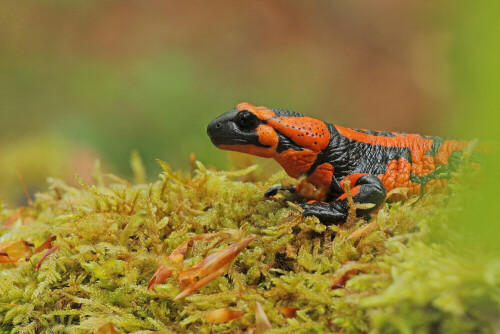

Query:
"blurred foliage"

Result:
[[0, 1, 454, 205], [447, 0, 500, 259], [0, 135, 69, 205]]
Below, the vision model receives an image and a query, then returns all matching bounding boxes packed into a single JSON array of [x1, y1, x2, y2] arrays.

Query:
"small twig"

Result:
[[343, 180, 357, 228], [66, 196, 76, 215], [343, 180, 355, 208], [0, 250, 17, 268], [26, 257, 36, 269], [65, 196, 81, 236], [190, 153, 196, 175], [16, 170, 33, 206]]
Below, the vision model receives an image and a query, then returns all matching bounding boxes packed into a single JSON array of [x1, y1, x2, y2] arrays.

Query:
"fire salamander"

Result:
[[207, 102, 472, 224]]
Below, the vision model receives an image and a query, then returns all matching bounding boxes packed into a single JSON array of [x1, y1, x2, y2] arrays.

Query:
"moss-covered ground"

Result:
[[0, 157, 499, 333]]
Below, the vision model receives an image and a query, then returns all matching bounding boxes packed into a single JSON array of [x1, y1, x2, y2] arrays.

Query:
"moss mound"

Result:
[[0, 159, 499, 333]]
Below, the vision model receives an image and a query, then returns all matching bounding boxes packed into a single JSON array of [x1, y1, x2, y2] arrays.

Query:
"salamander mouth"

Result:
[[209, 136, 250, 147]]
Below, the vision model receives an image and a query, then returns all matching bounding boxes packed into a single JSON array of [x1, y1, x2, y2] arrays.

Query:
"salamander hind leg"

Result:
[[301, 200, 349, 223], [301, 173, 386, 224]]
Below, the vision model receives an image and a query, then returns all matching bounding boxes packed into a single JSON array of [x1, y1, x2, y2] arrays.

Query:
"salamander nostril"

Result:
[[216, 123, 221, 128]]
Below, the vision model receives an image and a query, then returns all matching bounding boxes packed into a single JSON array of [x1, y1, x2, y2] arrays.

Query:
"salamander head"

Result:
[[207, 102, 281, 158], [207, 102, 331, 159]]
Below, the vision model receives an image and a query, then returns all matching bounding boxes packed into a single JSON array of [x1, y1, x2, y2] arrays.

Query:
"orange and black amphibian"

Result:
[[207, 102, 471, 224]]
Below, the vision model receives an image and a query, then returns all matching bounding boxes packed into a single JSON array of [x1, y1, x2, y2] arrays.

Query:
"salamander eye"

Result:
[[235, 110, 259, 130]]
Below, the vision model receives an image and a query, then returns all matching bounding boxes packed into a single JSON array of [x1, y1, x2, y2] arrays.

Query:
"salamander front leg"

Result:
[[301, 174, 386, 224], [264, 185, 296, 197]]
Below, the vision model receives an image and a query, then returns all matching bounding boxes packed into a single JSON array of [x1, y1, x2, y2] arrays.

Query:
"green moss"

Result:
[[0, 158, 498, 333]]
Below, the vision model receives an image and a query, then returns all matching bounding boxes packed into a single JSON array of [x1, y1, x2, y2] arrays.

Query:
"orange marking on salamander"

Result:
[[275, 149, 318, 178], [338, 185, 361, 200], [434, 140, 470, 165], [236, 102, 276, 120], [219, 144, 275, 158], [339, 173, 367, 190], [307, 163, 334, 189], [336, 173, 366, 200], [256, 125, 278, 147], [335, 126, 434, 151], [378, 158, 421, 200], [268, 117, 330, 152], [411, 155, 436, 177]]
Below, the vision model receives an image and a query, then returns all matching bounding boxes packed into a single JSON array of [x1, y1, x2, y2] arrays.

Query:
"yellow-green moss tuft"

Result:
[[0, 159, 498, 333]]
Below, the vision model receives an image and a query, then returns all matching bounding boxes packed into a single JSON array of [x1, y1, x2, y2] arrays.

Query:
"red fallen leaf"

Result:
[[280, 307, 299, 319], [331, 270, 359, 289], [205, 308, 245, 324], [147, 233, 212, 290], [148, 263, 174, 290], [35, 236, 57, 254], [35, 245, 60, 272], [5, 208, 23, 228], [94, 322, 121, 334], [4, 207, 35, 227], [331, 262, 379, 289], [383, 228, 394, 237], [0, 240, 33, 265], [169, 233, 211, 263], [175, 235, 256, 300]]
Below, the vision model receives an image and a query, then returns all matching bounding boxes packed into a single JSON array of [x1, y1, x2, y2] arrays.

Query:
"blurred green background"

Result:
[[0, 1, 497, 207]]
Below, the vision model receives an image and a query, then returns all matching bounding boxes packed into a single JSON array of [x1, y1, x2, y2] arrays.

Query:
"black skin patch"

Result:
[[275, 131, 305, 153], [425, 137, 445, 157], [269, 108, 305, 118], [353, 129, 396, 137], [306, 123, 412, 180]]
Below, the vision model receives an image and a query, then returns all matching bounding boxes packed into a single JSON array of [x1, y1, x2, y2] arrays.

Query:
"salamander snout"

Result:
[[207, 110, 244, 147], [207, 109, 264, 148], [206, 119, 222, 138]]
